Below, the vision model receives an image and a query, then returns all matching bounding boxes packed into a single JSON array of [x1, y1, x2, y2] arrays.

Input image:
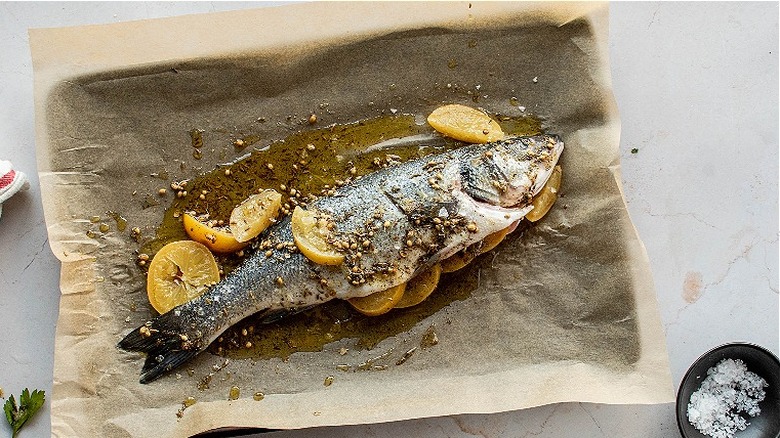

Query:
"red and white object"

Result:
[[0, 160, 29, 219]]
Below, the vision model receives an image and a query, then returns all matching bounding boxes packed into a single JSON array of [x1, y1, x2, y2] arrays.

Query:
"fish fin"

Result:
[[118, 311, 205, 384], [257, 305, 316, 324], [117, 325, 159, 353], [382, 184, 459, 220], [256, 308, 293, 324], [460, 161, 501, 204], [139, 350, 199, 384]]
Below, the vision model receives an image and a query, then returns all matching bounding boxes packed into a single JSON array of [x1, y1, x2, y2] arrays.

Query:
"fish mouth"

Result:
[[490, 134, 564, 207], [527, 139, 564, 197]]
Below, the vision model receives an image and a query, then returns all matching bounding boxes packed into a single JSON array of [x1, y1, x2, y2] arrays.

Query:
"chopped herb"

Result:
[[3, 389, 45, 438], [630, 148, 639, 154]]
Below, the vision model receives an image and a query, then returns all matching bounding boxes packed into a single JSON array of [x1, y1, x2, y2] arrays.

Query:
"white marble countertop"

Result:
[[0, 2, 776, 437]]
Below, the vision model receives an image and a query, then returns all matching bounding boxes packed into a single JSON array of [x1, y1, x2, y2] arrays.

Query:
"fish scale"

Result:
[[118, 134, 563, 383]]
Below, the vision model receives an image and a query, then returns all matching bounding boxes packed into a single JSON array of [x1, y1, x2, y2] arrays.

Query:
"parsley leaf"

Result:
[[3, 389, 45, 437]]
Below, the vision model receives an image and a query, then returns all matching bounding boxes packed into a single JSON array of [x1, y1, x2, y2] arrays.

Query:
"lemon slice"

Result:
[[395, 264, 441, 309], [427, 104, 505, 144], [348, 283, 406, 316], [526, 165, 562, 222], [479, 227, 513, 254], [183, 213, 248, 253], [229, 189, 282, 243], [440, 247, 478, 273], [291, 206, 344, 266], [146, 240, 220, 314]]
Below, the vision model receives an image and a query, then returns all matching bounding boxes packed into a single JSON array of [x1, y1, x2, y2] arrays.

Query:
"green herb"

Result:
[[630, 147, 639, 154], [3, 389, 45, 438]]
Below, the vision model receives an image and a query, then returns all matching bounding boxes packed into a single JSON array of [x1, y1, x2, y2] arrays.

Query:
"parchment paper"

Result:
[[30, 2, 674, 437]]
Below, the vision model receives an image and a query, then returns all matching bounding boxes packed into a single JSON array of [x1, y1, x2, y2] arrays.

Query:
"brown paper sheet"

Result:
[[31, 2, 673, 437]]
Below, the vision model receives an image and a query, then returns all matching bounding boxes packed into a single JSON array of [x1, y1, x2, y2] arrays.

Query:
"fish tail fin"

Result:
[[117, 311, 203, 384]]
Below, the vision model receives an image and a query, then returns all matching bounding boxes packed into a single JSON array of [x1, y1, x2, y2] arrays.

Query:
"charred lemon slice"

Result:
[[478, 227, 513, 254], [427, 104, 505, 144], [183, 213, 248, 253], [229, 189, 282, 243], [526, 165, 562, 222], [348, 283, 406, 316], [395, 264, 441, 309], [147, 240, 220, 314], [291, 206, 344, 266]]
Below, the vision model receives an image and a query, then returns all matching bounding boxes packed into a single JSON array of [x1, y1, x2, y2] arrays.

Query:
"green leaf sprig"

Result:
[[3, 389, 45, 438]]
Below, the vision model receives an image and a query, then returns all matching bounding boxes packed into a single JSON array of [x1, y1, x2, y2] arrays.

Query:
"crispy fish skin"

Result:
[[118, 134, 564, 383]]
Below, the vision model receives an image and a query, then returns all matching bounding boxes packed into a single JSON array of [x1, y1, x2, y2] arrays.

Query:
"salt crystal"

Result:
[[687, 358, 768, 438]]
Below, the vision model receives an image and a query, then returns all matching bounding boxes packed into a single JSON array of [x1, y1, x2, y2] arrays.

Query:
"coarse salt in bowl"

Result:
[[676, 343, 780, 438]]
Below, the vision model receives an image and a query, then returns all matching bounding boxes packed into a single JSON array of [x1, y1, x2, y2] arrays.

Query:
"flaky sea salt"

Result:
[[687, 358, 768, 438]]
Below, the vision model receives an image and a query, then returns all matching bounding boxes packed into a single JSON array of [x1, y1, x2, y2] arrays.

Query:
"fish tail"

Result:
[[118, 284, 314, 382], [117, 312, 203, 384]]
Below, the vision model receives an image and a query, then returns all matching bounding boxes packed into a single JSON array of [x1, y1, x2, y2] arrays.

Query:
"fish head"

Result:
[[461, 134, 564, 208]]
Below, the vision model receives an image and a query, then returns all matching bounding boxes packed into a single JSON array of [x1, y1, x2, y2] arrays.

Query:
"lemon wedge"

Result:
[[291, 206, 344, 265], [348, 283, 406, 316], [526, 165, 562, 222], [183, 213, 248, 253], [427, 104, 505, 144], [395, 264, 441, 309], [229, 189, 282, 243], [146, 240, 220, 314]]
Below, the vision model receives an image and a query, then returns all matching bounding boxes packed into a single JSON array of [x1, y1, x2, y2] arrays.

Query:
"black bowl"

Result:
[[676, 343, 780, 438]]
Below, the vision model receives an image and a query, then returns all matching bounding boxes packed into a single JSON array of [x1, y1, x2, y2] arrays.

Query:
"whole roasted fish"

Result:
[[119, 134, 564, 383]]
